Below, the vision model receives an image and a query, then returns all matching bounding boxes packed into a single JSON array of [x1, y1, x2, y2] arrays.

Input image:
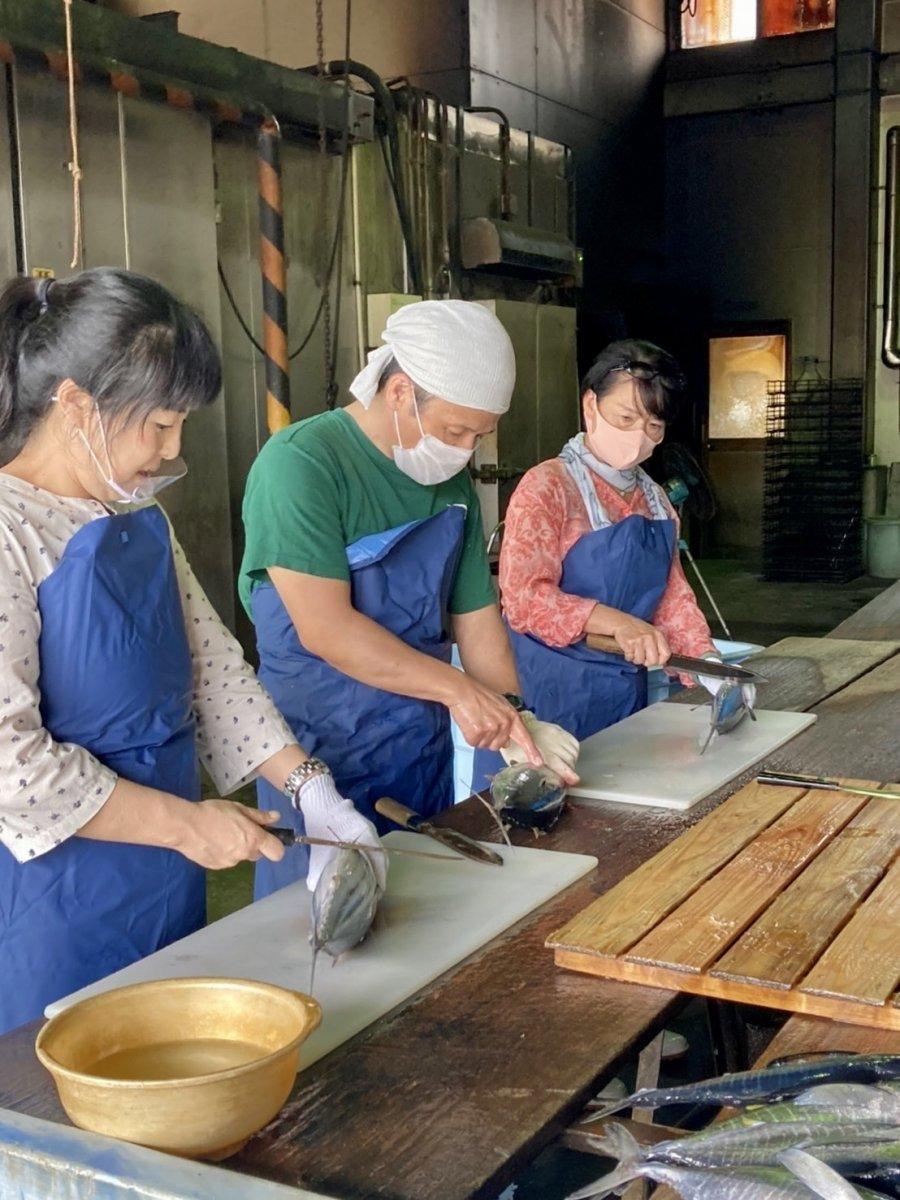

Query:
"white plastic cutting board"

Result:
[[568, 703, 816, 811], [46, 833, 596, 1066]]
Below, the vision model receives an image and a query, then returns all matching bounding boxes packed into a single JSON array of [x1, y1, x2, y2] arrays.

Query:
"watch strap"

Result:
[[284, 758, 331, 802]]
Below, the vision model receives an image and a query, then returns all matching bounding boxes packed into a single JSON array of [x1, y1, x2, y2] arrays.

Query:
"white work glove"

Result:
[[294, 774, 387, 894], [501, 710, 581, 785]]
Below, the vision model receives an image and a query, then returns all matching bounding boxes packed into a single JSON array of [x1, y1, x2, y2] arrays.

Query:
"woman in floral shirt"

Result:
[[0, 268, 380, 1034], [498, 339, 717, 744]]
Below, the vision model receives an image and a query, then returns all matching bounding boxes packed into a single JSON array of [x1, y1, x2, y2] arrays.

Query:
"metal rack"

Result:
[[762, 378, 865, 582]]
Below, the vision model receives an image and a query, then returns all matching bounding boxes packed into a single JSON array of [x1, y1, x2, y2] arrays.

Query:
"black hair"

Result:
[[580, 338, 685, 423], [0, 268, 221, 451]]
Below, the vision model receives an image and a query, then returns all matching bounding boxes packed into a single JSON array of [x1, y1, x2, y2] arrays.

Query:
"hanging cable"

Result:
[[325, 60, 423, 296], [62, 0, 83, 268], [217, 258, 266, 355]]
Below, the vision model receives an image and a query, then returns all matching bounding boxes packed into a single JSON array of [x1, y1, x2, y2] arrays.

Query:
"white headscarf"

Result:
[[350, 300, 515, 414]]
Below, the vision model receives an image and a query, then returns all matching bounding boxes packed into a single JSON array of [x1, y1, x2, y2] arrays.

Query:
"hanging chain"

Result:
[[314, 0, 337, 407]]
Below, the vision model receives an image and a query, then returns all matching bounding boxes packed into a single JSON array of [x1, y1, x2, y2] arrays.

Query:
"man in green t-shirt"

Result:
[[242, 300, 580, 900]]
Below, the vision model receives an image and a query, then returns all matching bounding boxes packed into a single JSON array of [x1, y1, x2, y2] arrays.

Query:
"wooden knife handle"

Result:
[[375, 797, 421, 829], [585, 633, 623, 656]]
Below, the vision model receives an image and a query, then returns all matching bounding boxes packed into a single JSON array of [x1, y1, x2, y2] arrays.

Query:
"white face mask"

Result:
[[392, 395, 473, 486], [61, 398, 188, 504]]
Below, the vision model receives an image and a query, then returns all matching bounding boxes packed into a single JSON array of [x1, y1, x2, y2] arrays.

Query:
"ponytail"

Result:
[[0, 275, 54, 448]]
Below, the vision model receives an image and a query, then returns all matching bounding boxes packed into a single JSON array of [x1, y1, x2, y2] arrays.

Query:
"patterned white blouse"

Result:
[[0, 473, 294, 863]]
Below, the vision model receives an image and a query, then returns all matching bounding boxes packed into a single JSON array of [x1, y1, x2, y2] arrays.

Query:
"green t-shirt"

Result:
[[239, 408, 496, 619]]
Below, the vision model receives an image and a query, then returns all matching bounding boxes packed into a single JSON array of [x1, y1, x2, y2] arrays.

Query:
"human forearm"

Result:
[[270, 568, 463, 705], [584, 603, 670, 667], [77, 779, 197, 849], [76, 779, 284, 869], [453, 604, 520, 694], [255, 744, 308, 790], [584, 602, 633, 637]]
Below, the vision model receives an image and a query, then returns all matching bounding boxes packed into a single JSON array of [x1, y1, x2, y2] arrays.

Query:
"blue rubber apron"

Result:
[[0, 506, 203, 1035], [472, 482, 676, 792], [252, 504, 465, 900]]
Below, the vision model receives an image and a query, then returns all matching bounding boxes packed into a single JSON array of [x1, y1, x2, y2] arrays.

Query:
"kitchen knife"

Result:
[[756, 771, 900, 802], [268, 828, 459, 862], [585, 633, 764, 684], [374, 798, 504, 867]]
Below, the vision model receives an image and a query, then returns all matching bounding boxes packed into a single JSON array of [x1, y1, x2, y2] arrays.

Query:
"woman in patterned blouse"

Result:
[[0, 268, 381, 1034], [497, 339, 717, 745]]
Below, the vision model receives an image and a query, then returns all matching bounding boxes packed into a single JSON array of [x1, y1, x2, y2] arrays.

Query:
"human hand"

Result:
[[180, 800, 285, 869], [608, 613, 670, 668], [295, 773, 387, 892], [501, 711, 580, 785], [449, 677, 540, 762]]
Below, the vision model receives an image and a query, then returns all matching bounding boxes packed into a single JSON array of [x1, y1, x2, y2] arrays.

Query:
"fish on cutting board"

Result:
[[308, 847, 381, 993], [489, 764, 568, 833]]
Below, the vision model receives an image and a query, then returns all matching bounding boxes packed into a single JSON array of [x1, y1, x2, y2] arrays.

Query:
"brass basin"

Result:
[[35, 977, 322, 1160]]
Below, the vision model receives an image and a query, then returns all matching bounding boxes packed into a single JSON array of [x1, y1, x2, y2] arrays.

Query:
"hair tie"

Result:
[[35, 277, 54, 316]]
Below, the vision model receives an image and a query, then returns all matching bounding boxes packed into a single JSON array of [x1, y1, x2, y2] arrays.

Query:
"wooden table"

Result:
[[1, 604, 898, 1199]]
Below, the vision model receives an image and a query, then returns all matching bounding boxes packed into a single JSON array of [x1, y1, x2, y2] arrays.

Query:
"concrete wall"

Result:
[[467, 0, 668, 320], [105, 0, 668, 324], [874, 96, 900, 468], [101, 0, 468, 82], [665, 103, 834, 371], [663, 102, 834, 555]]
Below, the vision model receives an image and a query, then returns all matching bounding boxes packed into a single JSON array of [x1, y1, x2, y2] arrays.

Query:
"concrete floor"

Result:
[[205, 562, 893, 924], [688, 558, 890, 647]]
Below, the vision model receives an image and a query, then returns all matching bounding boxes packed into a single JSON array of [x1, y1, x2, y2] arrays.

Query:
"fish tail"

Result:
[[778, 1147, 864, 1200], [588, 1121, 643, 1167], [308, 946, 319, 997], [583, 1098, 628, 1123], [564, 1162, 642, 1200]]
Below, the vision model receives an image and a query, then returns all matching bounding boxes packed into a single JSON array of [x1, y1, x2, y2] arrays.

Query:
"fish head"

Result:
[[489, 764, 568, 831]]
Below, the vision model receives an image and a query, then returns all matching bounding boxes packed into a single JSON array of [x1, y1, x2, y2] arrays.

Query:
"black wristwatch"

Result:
[[502, 692, 529, 713]]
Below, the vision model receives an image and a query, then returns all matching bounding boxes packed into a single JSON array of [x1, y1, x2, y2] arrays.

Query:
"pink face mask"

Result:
[[586, 409, 658, 471]]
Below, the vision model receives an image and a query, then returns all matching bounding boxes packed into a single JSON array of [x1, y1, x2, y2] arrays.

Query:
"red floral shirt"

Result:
[[499, 458, 715, 660]]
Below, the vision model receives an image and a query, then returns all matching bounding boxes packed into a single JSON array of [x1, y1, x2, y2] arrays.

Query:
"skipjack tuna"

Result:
[[587, 1055, 900, 1122], [309, 847, 379, 991], [489, 763, 568, 832]]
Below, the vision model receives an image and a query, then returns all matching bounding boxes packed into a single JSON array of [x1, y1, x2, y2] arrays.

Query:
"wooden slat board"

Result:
[[549, 778, 900, 1030]]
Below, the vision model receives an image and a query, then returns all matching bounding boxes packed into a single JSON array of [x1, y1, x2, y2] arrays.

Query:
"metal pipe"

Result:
[[325, 60, 423, 295], [464, 105, 512, 221], [350, 145, 366, 371], [0, 0, 372, 142], [883, 126, 900, 368], [438, 99, 451, 295], [257, 118, 291, 433]]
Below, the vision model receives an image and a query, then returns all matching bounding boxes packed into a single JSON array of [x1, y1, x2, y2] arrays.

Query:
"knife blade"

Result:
[[585, 633, 765, 684], [756, 772, 900, 802], [268, 828, 459, 863], [374, 798, 504, 867]]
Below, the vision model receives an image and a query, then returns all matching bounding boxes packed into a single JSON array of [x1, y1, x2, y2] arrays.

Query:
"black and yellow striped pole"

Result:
[[257, 117, 291, 433]]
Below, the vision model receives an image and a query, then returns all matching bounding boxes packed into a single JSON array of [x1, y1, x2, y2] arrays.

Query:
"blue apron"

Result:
[[472, 487, 676, 792], [0, 506, 204, 1035], [252, 505, 466, 899]]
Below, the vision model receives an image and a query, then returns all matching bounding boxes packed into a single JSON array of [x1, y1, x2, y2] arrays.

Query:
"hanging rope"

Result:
[[313, 0, 336, 406], [62, 0, 83, 269]]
